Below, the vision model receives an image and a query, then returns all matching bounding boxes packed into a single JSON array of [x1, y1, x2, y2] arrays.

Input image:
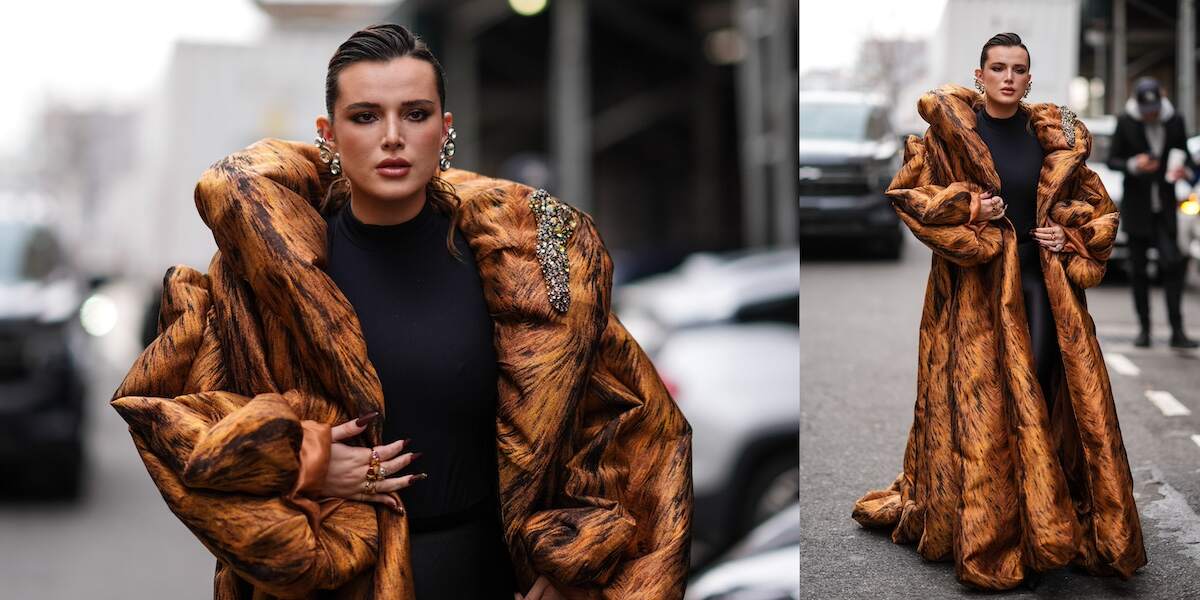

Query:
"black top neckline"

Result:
[[338, 197, 439, 250], [978, 107, 1026, 127]]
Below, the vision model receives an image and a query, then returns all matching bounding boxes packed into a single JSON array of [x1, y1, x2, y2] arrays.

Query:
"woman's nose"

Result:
[[383, 119, 404, 149]]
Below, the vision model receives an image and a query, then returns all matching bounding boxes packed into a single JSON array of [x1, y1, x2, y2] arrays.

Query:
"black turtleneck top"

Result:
[[976, 107, 1045, 243], [324, 198, 500, 520]]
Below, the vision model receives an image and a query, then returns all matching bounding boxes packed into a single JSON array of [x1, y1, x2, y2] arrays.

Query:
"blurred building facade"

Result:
[[805, 0, 1200, 139], [43, 0, 798, 290]]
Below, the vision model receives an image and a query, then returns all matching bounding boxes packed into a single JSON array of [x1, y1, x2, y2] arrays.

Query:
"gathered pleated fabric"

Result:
[[852, 85, 1146, 590]]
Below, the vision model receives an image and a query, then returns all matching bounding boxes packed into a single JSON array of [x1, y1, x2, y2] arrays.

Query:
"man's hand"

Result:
[[1134, 153, 1161, 174]]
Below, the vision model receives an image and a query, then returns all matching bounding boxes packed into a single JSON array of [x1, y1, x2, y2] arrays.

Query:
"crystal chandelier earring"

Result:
[[315, 134, 342, 176], [439, 127, 457, 171], [1024, 82, 1031, 99], [974, 78, 985, 95]]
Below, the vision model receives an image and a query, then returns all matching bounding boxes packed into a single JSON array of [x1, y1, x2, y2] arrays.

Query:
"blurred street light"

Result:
[[510, 0, 547, 17]]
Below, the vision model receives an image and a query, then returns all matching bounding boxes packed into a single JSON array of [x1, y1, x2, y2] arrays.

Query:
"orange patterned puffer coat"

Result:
[[852, 85, 1146, 589], [111, 139, 693, 599]]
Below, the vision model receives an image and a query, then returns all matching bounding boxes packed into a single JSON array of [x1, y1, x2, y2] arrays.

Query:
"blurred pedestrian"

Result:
[[1108, 77, 1199, 348], [852, 33, 1145, 590], [111, 23, 692, 600]]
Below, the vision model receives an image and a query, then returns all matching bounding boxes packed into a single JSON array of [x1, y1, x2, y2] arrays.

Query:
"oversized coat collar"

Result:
[[192, 139, 608, 430], [916, 84, 1090, 227]]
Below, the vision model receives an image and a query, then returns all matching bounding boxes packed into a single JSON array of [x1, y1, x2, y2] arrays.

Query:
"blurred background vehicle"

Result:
[[616, 247, 799, 568], [0, 207, 90, 499], [798, 91, 903, 259], [685, 501, 800, 600], [1182, 135, 1200, 281], [1080, 115, 1133, 277]]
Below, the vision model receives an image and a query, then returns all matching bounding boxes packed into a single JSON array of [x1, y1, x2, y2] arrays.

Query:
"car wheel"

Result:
[[739, 451, 800, 533]]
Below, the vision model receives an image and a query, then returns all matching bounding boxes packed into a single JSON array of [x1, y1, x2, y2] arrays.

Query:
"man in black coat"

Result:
[[1107, 77, 1199, 348]]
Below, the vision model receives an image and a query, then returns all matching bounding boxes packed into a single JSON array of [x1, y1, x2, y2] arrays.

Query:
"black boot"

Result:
[[1170, 331, 1199, 349], [1134, 329, 1151, 347]]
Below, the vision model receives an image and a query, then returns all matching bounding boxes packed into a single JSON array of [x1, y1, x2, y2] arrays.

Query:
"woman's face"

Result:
[[974, 45, 1031, 108], [316, 56, 451, 209]]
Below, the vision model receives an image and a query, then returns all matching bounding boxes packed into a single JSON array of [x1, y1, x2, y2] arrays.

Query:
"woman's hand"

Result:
[[514, 575, 565, 600], [319, 412, 425, 510], [1032, 224, 1067, 253], [975, 190, 1007, 221]]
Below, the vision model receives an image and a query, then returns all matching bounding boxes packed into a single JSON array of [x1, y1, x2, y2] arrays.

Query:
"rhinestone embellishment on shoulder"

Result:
[[529, 188, 578, 313], [1060, 105, 1077, 148]]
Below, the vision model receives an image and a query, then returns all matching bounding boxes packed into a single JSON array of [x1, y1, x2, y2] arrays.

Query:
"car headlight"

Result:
[[80, 293, 119, 337], [1181, 193, 1200, 216]]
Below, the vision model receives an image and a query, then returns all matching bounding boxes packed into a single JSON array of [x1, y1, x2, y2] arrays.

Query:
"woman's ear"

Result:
[[316, 115, 334, 146], [973, 68, 983, 84], [443, 111, 454, 140]]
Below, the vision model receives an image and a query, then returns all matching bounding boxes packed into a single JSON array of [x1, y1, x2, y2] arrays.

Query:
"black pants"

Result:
[[1018, 241, 1061, 411], [1128, 211, 1188, 334]]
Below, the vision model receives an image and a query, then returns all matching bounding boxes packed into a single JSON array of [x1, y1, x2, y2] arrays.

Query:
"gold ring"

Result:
[[367, 449, 383, 482]]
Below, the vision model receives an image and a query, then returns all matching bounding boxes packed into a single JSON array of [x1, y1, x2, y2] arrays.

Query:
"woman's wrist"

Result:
[[292, 420, 333, 497]]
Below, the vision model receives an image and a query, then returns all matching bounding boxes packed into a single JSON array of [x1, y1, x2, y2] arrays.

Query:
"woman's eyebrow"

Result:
[[344, 99, 436, 111]]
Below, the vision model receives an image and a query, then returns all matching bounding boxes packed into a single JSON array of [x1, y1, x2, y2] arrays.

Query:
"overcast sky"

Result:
[[799, 0, 947, 73], [4, 0, 266, 154]]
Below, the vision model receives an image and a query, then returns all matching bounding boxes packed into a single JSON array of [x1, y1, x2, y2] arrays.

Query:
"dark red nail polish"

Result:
[[413, 473, 428, 481], [355, 412, 380, 426], [411, 452, 424, 461]]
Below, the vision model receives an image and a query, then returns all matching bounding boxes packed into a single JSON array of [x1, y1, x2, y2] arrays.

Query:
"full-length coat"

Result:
[[111, 139, 693, 599], [851, 85, 1146, 590]]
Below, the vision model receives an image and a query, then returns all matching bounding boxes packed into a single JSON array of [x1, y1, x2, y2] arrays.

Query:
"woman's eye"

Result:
[[407, 110, 428, 121], [351, 113, 377, 124]]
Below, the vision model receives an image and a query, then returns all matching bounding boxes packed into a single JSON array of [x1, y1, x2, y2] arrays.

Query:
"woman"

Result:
[[851, 33, 1146, 590], [111, 24, 692, 600]]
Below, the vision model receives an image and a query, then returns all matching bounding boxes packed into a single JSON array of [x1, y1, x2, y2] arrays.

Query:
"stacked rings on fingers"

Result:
[[361, 448, 384, 495]]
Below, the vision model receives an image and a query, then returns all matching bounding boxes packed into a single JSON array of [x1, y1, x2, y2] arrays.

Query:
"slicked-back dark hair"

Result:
[[320, 23, 462, 261], [980, 32, 1030, 68], [324, 23, 447, 117]]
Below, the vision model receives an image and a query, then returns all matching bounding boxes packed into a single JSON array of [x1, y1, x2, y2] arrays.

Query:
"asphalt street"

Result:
[[801, 235, 1200, 599]]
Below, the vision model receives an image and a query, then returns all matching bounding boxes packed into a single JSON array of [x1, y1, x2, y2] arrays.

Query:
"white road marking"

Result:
[[1136, 466, 1200, 568], [1105, 353, 1141, 376], [1145, 390, 1192, 416], [1191, 434, 1200, 450]]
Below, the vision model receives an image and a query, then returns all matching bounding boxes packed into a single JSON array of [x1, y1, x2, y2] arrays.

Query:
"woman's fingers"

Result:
[[331, 411, 379, 442], [380, 451, 422, 476], [374, 437, 410, 462], [352, 492, 405, 513], [376, 472, 429, 494], [524, 576, 552, 600]]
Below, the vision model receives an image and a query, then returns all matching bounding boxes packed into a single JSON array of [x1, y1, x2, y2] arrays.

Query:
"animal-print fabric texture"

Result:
[[851, 85, 1144, 590], [112, 139, 693, 599]]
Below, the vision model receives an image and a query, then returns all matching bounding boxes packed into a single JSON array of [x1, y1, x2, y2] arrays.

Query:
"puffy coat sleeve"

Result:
[[1048, 164, 1120, 289], [887, 134, 1004, 267], [515, 216, 693, 599], [111, 260, 377, 597]]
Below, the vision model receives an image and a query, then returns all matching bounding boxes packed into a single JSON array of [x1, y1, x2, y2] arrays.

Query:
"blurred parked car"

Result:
[[798, 91, 903, 258], [1182, 136, 1200, 278], [0, 217, 89, 498], [1081, 116, 1130, 273], [616, 248, 799, 567], [685, 502, 800, 600]]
